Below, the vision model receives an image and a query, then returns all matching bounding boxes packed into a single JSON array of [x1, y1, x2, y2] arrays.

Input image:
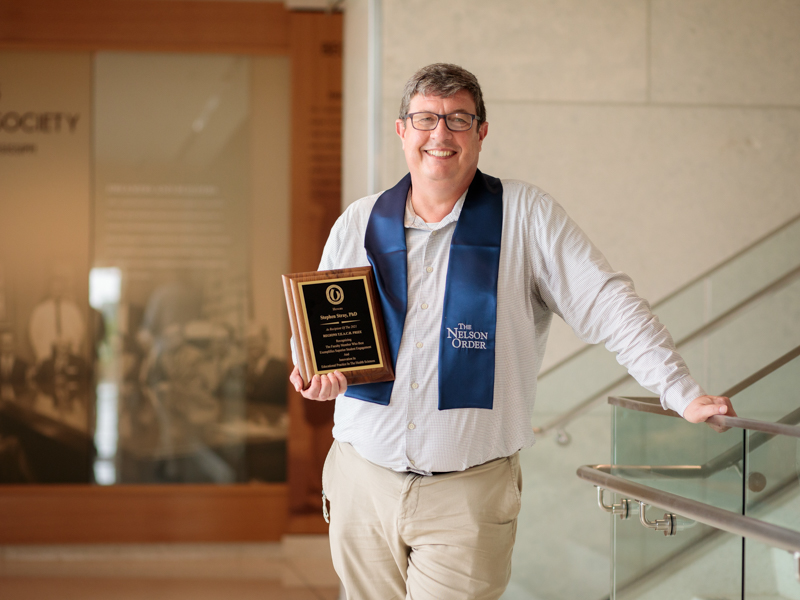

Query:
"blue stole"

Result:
[[345, 169, 503, 410]]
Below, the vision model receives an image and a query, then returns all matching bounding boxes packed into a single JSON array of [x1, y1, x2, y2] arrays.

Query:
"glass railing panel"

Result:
[[505, 404, 612, 600], [534, 215, 800, 419], [741, 355, 800, 599], [613, 275, 800, 406], [534, 346, 624, 414], [511, 275, 800, 599], [707, 217, 800, 319], [730, 354, 800, 423], [613, 527, 743, 600], [611, 404, 745, 599], [538, 274, 800, 427], [607, 348, 800, 599], [743, 450, 799, 600]]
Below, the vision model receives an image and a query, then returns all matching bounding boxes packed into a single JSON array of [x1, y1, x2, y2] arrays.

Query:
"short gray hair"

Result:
[[398, 63, 486, 124]]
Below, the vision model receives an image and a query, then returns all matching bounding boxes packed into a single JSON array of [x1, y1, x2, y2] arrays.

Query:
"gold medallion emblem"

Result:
[[326, 284, 344, 305]]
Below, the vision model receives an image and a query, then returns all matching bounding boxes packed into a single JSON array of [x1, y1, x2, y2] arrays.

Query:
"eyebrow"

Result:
[[413, 108, 474, 114]]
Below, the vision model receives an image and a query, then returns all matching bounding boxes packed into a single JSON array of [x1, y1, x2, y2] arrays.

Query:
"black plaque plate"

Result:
[[299, 276, 382, 373]]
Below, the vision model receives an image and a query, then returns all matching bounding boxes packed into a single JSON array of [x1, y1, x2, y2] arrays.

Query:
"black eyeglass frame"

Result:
[[402, 112, 481, 132]]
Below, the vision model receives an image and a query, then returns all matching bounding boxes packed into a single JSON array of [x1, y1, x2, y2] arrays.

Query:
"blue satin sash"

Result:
[[345, 170, 503, 410]]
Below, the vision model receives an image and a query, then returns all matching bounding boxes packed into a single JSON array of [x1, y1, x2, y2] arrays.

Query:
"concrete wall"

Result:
[[341, 6, 800, 596], [344, 0, 800, 372]]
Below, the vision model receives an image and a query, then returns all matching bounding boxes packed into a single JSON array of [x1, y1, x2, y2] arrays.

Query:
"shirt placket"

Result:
[[404, 224, 446, 471]]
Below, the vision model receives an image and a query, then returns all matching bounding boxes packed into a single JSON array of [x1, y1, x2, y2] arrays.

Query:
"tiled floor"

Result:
[[0, 538, 342, 600], [0, 578, 340, 600]]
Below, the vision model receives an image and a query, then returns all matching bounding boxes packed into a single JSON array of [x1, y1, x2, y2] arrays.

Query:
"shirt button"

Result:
[[426, 266, 433, 273], [411, 382, 419, 389], [430, 231, 437, 236], [409, 458, 416, 465], [416, 342, 423, 348], [408, 422, 416, 430], [421, 303, 429, 310]]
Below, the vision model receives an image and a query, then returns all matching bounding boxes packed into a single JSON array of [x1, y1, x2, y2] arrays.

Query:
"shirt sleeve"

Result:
[[318, 208, 352, 271], [291, 203, 363, 367], [531, 193, 705, 416]]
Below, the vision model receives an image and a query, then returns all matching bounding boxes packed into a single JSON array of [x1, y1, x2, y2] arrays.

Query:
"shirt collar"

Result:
[[404, 188, 467, 231]]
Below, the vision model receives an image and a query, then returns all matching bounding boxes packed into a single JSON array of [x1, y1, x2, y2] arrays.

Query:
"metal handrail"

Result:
[[539, 211, 800, 378], [609, 397, 800, 440], [577, 464, 800, 556], [609, 342, 800, 431], [534, 272, 800, 439]]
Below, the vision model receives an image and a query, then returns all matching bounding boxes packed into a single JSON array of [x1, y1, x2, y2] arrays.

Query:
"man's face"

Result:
[[395, 89, 488, 192]]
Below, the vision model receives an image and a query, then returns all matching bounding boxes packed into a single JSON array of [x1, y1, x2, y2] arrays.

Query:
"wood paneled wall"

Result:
[[0, 0, 342, 542], [287, 10, 342, 530], [0, 485, 288, 543], [0, 0, 290, 54]]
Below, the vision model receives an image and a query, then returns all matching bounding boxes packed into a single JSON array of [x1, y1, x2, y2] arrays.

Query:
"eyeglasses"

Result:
[[403, 112, 479, 132]]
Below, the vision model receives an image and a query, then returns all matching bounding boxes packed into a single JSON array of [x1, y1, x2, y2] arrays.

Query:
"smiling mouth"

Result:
[[425, 149, 456, 158]]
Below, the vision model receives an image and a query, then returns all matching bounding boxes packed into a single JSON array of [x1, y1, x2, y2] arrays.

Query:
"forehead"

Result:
[[408, 89, 476, 113]]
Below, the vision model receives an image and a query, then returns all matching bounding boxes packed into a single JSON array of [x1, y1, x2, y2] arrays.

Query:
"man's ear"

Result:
[[395, 119, 406, 148], [477, 121, 489, 151]]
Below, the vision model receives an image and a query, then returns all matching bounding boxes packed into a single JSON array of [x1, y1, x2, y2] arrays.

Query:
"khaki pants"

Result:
[[323, 440, 522, 600]]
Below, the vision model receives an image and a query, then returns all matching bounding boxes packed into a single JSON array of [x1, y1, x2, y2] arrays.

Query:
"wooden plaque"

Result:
[[282, 267, 394, 388]]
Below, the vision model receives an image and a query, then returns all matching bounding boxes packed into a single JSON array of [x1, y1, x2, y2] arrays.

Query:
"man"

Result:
[[290, 63, 735, 600]]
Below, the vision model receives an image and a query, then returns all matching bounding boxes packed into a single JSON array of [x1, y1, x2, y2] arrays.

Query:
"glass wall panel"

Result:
[[1, 50, 291, 486], [0, 51, 94, 483], [92, 52, 290, 485]]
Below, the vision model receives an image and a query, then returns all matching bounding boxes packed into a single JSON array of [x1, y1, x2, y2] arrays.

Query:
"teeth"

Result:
[[427, 150, 454, 157]]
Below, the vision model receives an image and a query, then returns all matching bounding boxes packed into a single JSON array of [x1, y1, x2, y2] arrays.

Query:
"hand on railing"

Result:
[[683, 395, 737, 432]]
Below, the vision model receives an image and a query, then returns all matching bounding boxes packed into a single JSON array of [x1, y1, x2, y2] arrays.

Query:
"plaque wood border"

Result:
[[282, 266, 394, 388]]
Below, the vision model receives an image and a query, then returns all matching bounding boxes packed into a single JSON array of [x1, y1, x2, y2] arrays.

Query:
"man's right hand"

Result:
[[290, 365, 347, 401]]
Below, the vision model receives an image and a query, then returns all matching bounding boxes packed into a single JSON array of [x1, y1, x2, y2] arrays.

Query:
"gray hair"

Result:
[[398, 63, 486, 124]]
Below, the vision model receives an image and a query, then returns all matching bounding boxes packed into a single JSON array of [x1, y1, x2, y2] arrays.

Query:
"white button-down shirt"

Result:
[[315, 179, 705, 474]]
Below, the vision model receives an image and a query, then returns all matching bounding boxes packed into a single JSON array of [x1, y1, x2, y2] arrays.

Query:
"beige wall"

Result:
[[344, 0, 800, 371], [340, 6, 800, 597]]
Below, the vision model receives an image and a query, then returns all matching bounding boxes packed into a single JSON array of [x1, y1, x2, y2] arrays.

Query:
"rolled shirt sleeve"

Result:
[[532, 193, 705, 416]]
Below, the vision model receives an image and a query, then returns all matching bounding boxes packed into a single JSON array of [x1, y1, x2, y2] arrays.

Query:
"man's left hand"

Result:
[[683, 395, 737, 432]]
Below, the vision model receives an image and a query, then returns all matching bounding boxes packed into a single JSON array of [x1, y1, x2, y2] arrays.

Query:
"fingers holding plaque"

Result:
[[282, 267, 394, 389]]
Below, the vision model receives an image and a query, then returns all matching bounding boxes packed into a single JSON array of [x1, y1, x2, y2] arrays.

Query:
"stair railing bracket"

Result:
[[639, 501, 677, 536], [597, 487, 631, 520], [555, 429, 571, 446]]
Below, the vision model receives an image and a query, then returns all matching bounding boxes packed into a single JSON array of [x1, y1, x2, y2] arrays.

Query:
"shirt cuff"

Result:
[[661, 376, 706, 417]]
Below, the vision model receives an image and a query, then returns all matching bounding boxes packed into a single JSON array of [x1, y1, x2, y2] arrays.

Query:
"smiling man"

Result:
[[289, 63, 734, 600]]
